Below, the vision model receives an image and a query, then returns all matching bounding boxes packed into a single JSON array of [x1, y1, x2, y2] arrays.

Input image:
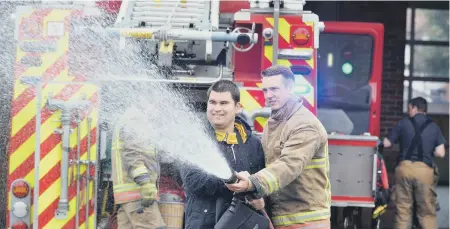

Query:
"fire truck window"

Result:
[[317, 33, 374, 135]]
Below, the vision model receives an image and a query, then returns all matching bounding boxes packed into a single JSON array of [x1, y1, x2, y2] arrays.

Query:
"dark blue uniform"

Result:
[[387, 113, 446, 229], [387, 113, 446, 167]]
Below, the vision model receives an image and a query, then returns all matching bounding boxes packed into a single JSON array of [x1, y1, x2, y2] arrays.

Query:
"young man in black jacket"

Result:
[[180, 80, 266, 229]]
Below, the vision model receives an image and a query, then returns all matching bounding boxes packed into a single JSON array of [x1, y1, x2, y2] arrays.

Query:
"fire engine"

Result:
[[1, 1, 389, 229]]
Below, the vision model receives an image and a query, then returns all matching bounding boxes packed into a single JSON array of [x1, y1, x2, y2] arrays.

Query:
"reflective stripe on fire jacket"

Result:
[[272, 209, 331, 226], [263, 144, 331, 227]]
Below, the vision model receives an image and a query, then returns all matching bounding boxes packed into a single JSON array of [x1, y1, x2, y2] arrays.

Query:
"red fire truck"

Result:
[[1, 1, 388, 229]]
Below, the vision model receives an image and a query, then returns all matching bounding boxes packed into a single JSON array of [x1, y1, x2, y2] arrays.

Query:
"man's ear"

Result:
[[286, 81, 294, 95], [288, 83, 294, 93], [283, 78, 294, 91], [236, 102, 243, 113]]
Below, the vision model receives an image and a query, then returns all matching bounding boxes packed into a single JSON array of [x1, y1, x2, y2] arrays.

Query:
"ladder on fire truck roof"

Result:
[[114, 0, 310, 29], [114, 0, 309, 29], [114, 0, 218, 30]]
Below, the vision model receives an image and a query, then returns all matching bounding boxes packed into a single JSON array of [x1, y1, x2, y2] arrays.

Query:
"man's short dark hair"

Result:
[[261, 65, 295, 83], [409, 97, 427, 112], [207, 80, 240, 104]]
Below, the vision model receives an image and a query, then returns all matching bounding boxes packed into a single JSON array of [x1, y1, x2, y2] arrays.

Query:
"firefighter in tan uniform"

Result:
[[227, 65, 331, 229], [382, 97, 446, 229], [111, 108, 166, 229]]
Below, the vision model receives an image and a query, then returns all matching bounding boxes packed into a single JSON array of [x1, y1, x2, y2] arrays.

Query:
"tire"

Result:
[[341, 207, 362, 229]]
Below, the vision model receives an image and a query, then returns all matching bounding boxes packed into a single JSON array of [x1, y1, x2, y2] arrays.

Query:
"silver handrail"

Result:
[[241, 107, 271, 130]]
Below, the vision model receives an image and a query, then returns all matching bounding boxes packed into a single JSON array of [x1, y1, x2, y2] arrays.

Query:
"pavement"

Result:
[[379, 185, 449, 229], [436, 185, 449, 229]]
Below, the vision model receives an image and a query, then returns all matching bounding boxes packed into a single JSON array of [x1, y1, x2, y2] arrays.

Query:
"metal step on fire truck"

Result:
[[1, 0, 390, 229]]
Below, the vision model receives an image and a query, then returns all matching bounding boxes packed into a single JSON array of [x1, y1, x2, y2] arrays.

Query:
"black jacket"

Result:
[[180, 116, 266, 229]]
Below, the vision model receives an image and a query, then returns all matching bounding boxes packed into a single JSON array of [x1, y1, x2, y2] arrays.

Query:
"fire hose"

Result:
[[218, 169, 275, 229], [106, 27, 258, 49]]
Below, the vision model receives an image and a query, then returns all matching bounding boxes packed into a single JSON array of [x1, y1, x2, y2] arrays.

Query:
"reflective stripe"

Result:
[[279, 219, 330, 229], [260, 169, 279, 194], [113, 128, 124, 184], [114, 190, 142, 204], [324, 144, 331, 206], [145, 144, 157, 157], [131, 166, 148, 178], [297, 222, 330, 229], [305, 158, 326, 169], [272, 209, 331, 226]]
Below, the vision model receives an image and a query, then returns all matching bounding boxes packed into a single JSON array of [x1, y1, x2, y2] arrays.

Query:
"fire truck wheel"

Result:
[[341, 207, 362, 229]]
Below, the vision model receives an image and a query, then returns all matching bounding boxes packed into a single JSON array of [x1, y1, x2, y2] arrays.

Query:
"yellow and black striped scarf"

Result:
[[215, 122, 248, 144]]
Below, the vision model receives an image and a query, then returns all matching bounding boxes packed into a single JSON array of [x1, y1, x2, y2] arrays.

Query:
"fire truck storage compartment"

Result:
[[328, 134, 378, 208]]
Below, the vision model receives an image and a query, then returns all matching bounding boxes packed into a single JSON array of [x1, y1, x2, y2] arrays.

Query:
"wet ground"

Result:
[[436, 185, 449, 229]]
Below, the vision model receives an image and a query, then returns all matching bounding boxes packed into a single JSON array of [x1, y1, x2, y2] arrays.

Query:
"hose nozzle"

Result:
[[222, 169, 238, 184]]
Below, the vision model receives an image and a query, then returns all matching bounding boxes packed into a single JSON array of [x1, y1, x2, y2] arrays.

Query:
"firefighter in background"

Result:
[[226, 65, 331, 229], [382, 97, 446, 229], [111, 107, 166, 229]]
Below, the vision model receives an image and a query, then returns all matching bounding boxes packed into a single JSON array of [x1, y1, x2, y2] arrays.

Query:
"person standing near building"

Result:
[[111, 107, 166, 229], [226, 65, 332, 229], [381, 97, 446, 229]]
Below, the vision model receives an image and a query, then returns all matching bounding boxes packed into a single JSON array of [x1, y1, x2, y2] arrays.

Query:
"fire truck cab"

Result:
[[2, 1, 387, 229]]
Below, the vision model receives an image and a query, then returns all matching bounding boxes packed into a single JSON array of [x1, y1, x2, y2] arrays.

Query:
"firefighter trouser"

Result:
[[393, 161, 437, 229], [275, 219, 331, 229], [433, 163, 440, 211], [117, 200, 166, 229]]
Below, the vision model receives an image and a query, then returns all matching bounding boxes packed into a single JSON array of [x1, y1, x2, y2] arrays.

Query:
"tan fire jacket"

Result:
[[249, 97, 331, 227], [111, 113, 160, 205]]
